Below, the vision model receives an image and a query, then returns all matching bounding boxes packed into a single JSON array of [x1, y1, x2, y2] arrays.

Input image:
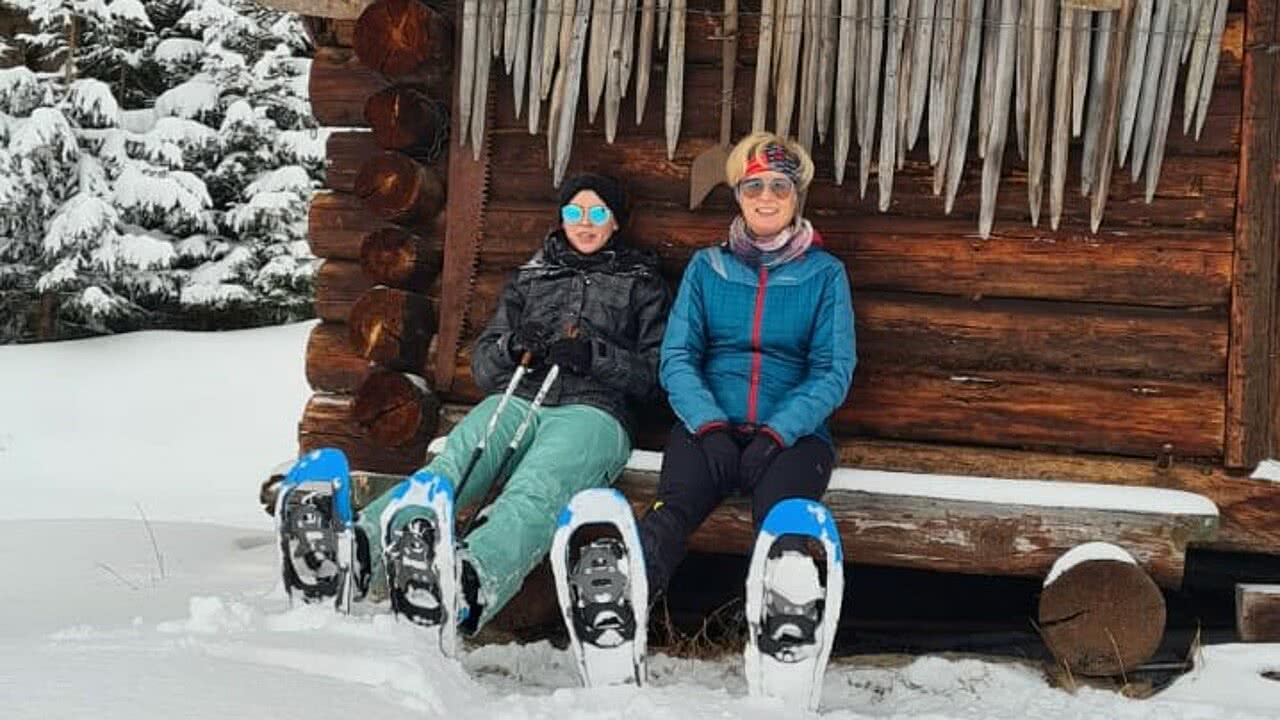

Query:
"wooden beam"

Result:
[[348, 462, 1216, 588], [326, 131, 445, 194], [313, 259, 373, 322], [1237, 583, 1280, 641], [256, 0, 371, 19], [309, 46, 449, 127], [485, 132, 1242, 232], [436, 400, 1280, 557], [431, 352, 1224, 457], [459, 267, 1228, 378], [1226, 0, 1280, 467], [307, 191, 443, 261], [482, 203, 1234, 308]]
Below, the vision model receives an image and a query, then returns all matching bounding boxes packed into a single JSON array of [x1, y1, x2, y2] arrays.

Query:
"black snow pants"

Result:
[[636, 423, 835, 596]]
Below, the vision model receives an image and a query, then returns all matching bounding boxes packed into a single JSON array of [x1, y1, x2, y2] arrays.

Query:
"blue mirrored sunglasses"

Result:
[[561, 203, 612, 227]]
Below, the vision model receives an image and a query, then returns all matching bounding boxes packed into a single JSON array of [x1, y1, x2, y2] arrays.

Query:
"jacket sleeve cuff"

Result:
[[758, 426, 787, 448], [693, 421, 729, 438]]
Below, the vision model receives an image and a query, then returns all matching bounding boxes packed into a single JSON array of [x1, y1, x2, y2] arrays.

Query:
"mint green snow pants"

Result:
[[357, 394, 631, 631]]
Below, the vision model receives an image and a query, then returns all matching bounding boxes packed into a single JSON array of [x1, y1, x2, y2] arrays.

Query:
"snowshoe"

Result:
[[275, 448, 356, 612]]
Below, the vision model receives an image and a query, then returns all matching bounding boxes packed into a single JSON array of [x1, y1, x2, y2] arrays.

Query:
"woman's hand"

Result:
[[697, 428, 741, 495], [508, 322, 553, 366], [740, 431, 781, 493], [548, 335, 593, 375]]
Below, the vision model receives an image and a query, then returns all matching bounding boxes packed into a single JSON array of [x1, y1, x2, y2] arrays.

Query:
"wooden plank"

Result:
[[349, 458, 1214, 589], [483, 132, 1241, 230], [309, 46, 450, 127], [1236, 583, 1280, 641], [852, 293, 1226, 379], [1225, 0, 1280, 467], [307, 191, 443, 260], [460, 267, 1228, 377], [433, 351, 1224, 456], [325, 131, 446, 193], [436, 402, 1280, 555], [482, 203, 1234, 308], [838, 366, 1225, 458], [609, 467, 1213, 588], [313, 259, 374, 322]]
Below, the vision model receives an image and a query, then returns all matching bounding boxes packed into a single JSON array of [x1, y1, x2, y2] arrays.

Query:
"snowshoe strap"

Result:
[[388, 520, 445, 626]]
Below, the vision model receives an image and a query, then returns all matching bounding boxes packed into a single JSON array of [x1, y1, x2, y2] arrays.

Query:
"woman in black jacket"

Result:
[[358, 174, 669, 632]]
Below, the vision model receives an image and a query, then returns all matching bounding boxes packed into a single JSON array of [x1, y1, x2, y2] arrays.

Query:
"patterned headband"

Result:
[[742, 143, 801, 183]]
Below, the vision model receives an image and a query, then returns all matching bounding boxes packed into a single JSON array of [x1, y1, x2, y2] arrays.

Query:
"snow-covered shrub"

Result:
[[0, 0, 321, 340]]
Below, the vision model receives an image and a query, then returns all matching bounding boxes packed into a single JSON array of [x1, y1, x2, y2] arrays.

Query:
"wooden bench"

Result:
[[335, 439, 1222, 675]]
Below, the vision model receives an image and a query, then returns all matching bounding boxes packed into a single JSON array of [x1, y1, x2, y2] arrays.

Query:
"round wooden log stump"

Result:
[[351, 368, 441, 448], [360, 227, 441, 290], [364, 85, 449, 154], [353, 0, 453, 76], [1038, 543, 1166, 677], [347, 286, 437, 373], [354, 151, 444, 223]]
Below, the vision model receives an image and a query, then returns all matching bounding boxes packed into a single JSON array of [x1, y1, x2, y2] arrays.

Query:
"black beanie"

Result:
[[558, 173, 630, 228]]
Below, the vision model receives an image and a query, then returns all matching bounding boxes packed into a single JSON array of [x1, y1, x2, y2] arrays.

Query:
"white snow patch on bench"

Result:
[[427, 438, 1219, 519]]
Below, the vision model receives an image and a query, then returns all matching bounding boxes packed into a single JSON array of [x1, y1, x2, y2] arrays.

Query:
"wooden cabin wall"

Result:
[[295, 1, 1280, 558], [429, 0, 1246, 462]]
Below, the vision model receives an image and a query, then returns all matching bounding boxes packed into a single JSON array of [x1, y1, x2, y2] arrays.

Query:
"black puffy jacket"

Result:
[[470, 231, 671, 438]]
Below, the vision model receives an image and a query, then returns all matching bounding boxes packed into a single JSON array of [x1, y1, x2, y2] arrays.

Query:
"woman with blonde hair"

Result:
[[636, 132, 857, 598]]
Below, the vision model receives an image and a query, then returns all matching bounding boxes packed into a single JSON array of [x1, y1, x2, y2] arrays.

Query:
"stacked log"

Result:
[[300, 0, 453, 474]]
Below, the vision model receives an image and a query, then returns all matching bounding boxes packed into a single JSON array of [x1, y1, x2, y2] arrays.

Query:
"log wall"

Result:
[[414, 0, 1246, 461], [300, 5, 451, 471], [297, 1, 1280, 559]]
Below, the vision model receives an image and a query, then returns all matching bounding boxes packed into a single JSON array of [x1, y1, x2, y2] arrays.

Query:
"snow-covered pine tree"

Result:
[[0, 0, 321, 340]]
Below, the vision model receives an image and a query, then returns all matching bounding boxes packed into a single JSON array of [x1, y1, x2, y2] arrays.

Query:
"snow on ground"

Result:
[[3, 322, 1280, 719]]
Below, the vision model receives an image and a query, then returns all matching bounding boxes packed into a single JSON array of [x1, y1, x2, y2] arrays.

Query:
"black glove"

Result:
[[697, 428, 742, 495], [739, 431, 782, 493], [507, 323, 552, 366], [548, 335, 593, 375]]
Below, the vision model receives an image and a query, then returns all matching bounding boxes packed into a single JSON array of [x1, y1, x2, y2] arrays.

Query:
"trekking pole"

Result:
[[460, 362, 561, 538], [454, 351, 532, 500]]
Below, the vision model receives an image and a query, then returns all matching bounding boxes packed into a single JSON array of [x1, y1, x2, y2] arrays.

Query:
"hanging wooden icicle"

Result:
[[834, 0, 857, 183], [462, 0, 1236, 233]]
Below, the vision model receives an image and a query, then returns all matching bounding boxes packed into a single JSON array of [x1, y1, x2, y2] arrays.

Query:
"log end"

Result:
[[353, 151, 445, 223], [364, 84, 449, 154], [1039, 555, 1166, 677], [1236, 584, 1280, 642], [348, 286, 437, 372], [353, 0, 453, 76], [360, 226, 440, 289], [351, 368, 441, 448]]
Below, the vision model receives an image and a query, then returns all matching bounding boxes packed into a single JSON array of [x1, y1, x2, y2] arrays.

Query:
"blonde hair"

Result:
[[724, 132, 815, 190]]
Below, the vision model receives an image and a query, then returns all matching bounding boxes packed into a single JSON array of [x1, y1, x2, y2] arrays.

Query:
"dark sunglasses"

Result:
[[737, 176, 796, 200], [561, 203, 612, 227]]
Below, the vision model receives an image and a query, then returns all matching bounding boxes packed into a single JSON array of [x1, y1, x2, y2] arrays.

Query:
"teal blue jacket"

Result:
[[659, 243, 857, 447]]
